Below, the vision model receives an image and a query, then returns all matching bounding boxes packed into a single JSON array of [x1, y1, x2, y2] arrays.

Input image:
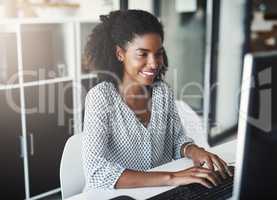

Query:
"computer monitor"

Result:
[[233, 51, 277, 199]]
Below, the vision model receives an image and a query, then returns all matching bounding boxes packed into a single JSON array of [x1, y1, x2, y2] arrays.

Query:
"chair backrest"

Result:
[[60, 133, 85, 199], [175, 100, 209, 149]]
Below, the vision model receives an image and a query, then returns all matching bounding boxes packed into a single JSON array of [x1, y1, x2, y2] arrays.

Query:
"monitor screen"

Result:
[[233, 51, 277, 199]]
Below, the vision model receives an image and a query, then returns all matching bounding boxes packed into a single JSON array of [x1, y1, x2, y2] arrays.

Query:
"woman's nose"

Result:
[[147, 55, 160, 69]]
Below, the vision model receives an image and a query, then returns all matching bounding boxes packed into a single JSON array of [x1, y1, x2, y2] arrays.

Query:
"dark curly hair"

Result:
[[84, 9, 168, 88]]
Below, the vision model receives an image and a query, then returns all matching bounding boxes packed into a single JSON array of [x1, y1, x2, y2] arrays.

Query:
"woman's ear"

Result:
[[116, 45, 125, 62]]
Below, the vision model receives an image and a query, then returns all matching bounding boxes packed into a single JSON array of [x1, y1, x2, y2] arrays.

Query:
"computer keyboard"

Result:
[[147, 166, 234, 200]]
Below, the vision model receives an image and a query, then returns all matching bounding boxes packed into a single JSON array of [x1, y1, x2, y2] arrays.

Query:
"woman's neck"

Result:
[[119, 80, 151, 104]]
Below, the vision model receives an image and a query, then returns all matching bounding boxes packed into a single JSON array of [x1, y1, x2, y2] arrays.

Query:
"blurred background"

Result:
[[0, 0, 277, 199]]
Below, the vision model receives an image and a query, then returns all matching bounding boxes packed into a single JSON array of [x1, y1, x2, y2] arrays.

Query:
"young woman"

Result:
[[82, 9, 232, 190]]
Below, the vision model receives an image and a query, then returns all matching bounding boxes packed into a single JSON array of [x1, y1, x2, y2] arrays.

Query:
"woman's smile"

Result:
[[139, 69, 158, 78]]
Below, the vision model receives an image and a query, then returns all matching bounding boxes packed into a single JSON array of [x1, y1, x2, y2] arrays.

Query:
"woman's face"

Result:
[[117, 33, 164, 86]]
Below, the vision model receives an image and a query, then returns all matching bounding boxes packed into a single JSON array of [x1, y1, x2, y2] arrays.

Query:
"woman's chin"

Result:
[[140, 78, 155, 86], [137, 75, 156, 86]]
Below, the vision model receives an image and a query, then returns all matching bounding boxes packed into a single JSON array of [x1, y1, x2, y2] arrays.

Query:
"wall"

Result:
[[75, 0, 120, 20], [160, 0, 206, 111]]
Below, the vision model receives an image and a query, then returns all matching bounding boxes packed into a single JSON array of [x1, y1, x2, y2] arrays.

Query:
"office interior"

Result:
[[0, 0, 276, 199]]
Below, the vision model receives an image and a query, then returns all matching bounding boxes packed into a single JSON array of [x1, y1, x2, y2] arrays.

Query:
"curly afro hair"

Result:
[[84, 9, 168, 88]]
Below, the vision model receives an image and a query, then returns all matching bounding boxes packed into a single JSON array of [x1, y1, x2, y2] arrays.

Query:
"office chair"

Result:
[[60, 133, 85, 199], [175, 100, 209, 149]]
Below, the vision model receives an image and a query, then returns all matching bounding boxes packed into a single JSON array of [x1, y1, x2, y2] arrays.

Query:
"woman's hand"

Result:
[[168, 166, 222, 188], [184, 144, 233, 179]]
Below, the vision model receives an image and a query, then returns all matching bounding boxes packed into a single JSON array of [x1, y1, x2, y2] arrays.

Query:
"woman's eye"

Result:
[[137, 53, 147, 57]]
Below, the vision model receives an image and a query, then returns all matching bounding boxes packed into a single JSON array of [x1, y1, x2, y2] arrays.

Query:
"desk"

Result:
[[66, 139, 236, 200]]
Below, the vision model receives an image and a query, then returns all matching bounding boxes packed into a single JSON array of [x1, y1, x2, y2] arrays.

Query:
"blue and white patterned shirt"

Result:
[[82, 81, 194, 190]]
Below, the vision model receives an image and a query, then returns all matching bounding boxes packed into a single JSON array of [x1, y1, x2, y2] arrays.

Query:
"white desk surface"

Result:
[[66, 139, 237, 200]]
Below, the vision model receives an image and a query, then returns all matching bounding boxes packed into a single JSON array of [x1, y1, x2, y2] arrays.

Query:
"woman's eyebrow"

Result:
[[135, 47, 164, 52]]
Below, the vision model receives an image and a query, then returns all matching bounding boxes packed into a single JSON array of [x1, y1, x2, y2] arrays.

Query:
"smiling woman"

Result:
[[82, 9, 232, 191], [116, 33, 164, 86]]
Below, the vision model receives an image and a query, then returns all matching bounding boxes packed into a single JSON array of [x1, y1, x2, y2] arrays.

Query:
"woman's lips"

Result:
[[139, 70, 157, 78]]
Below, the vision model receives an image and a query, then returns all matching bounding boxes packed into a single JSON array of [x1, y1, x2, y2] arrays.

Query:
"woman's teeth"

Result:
[[142, 71, 154, 75], [139, 71, 156, 78]]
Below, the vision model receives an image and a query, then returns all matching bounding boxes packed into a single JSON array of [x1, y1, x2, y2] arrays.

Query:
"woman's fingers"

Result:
[[173, 162, 233, 189], [193, 148, 234, 178], [189, 176, 213, 188], [218, 157, 233, 177], [193, 170, 221, 187], [203, 157, 215, 171], [211, 155, 228, 179], [180, 167, 221, 187]]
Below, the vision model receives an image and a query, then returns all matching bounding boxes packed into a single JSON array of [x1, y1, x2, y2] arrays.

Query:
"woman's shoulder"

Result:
[[85, 81, 114, 103], [154, 80, 174, 96]]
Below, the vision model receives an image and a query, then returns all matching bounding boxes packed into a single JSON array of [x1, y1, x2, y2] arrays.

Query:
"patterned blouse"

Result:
[[82, 81, 194, 190]]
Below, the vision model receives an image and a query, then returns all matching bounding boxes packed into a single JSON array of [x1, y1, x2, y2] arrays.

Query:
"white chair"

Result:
[[175, 100, 209, 149], [60, 133, 85, 199]]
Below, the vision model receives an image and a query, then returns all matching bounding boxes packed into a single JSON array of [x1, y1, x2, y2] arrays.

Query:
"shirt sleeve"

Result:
[[81, 86, 125, 189], [167, 87, 194, 160]]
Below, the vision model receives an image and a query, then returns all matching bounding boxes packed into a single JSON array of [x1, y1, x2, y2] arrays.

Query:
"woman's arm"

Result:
[[115, 169, 171, 188], [82, 87, 125, 189], [115, 167, 222, 189]]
